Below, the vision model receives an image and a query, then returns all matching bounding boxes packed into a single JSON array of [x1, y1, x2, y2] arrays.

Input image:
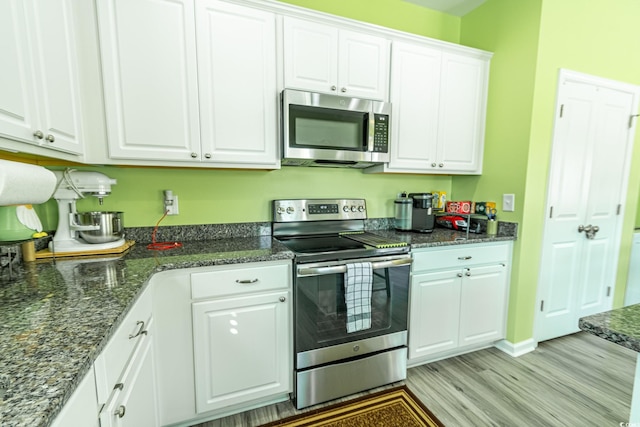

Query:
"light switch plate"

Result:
[[503, 193, 515, 212]]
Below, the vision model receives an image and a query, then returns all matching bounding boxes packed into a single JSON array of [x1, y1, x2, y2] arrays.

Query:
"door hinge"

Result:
[[540, 300, 544, 311], [549, 206, 553, 218], [607, 287, 612, 297], [629, 114, 639, 129], [559, 104, 564, 118], [617, 204, 622, 215]]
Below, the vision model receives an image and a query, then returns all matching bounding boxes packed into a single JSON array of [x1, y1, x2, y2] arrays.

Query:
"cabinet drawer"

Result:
[[94, 286, 152, 402], [191, 261, 291, 299], [412, 243, 509, 272]]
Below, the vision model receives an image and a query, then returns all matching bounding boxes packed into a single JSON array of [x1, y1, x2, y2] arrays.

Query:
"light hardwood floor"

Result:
[[193, 332, 636, 426]]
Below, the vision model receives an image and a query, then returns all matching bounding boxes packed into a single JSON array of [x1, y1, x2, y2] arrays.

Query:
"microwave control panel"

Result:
[[372, 114, 389, 153]]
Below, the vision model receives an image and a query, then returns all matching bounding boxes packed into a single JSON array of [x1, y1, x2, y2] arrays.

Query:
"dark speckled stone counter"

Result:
[[0, 236, 292, 427], [579, 305, 640, 352], [0, 220, 517, 427]]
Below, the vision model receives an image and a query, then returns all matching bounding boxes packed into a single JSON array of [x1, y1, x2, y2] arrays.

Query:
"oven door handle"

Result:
[[297, 257, 413, 277]]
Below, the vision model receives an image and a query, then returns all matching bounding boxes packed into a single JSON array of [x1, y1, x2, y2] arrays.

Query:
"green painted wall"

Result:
[[38, 166, 451, 228], [277, 0, 461, 43], [453, 0, 640, 343], [452, 0, 542, 343]]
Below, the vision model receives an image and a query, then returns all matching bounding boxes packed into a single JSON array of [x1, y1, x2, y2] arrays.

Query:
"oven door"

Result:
[[294, 254, 411, 368]]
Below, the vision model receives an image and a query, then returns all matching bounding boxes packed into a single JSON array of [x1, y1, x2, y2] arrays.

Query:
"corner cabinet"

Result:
[[366, 41, 491, 175], [283, 16, 390, 101], [95, 0, 279, 168], [0, 0, 84, 156], [408, 242, 511, 365]]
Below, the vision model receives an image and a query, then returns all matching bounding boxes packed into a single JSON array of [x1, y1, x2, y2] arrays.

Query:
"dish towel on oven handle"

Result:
[[344, 262, 373, 333]]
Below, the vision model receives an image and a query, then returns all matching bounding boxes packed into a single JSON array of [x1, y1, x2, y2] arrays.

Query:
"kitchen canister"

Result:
[[394, 193, 412, 231], [487, 219, 498, 235]]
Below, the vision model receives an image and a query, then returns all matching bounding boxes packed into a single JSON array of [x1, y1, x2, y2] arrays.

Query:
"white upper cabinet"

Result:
[[96, 0, 279, 168], [195, 0, 278, 166], [96, 0, 201, 162], [0, 0, 84, 156], [283, 17, 390, 101], [367, 41, 490, 175]]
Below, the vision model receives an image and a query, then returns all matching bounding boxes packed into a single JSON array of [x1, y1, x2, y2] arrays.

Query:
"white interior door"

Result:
[[536, 69, 639, 342]]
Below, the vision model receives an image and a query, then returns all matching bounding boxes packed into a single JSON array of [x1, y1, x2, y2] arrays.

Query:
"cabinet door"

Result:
[[0, 0, 39, 145], [51, 367, 100, 427], [27, 0, 84, 154], [458, 264, 508, 347], [409, 270, 461, 359], [99, 319, 159, 427], [436, 52, 488, 173], [388, 42, 441, 171], [338, 30, 389, 100], [97, 0, 201, 161], [283, 17, 338, 94], [196, 0, 278, 166], [192, 291, 291, 413]]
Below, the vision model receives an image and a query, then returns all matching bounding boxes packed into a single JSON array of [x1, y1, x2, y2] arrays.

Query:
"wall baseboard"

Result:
[[494, 338, 537, 357]]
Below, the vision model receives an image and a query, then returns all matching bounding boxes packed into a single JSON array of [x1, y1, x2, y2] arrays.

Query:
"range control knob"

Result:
[[358, 206, 365, 212], [286, 206, 295, 214], [276, 207, 285, 215], [343, 206, 350, 212], [350, 206, 357, 212]]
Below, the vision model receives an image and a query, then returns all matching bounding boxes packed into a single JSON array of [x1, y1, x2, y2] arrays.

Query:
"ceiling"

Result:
[[402, 0, 486, 16]]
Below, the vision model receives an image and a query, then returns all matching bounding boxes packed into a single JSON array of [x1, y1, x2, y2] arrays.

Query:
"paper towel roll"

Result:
[[0, 160, 57, 205]]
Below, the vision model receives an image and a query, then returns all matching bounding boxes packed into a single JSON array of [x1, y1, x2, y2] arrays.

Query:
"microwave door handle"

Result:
[[367, 111, 375, 152], [297, 257, 413, 277]]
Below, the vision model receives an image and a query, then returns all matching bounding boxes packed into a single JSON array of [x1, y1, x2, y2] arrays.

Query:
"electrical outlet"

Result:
[[164, 190, 179, 215], [503, 193, 515, 212]]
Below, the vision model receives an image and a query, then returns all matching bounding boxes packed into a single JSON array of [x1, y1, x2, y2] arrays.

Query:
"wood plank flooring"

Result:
[[192, 332, 636, 426]]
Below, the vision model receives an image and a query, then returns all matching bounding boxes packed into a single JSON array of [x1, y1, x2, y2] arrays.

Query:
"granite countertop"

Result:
[[579, 304, 640, 353], [0, 221, 517, 427]]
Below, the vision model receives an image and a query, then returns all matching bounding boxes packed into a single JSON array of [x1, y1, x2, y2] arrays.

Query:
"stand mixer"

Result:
[[49, 169, 126, 253]]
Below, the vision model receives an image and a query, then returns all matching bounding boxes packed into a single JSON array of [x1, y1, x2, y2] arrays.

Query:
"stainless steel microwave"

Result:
[[281, 89, 391, 168]]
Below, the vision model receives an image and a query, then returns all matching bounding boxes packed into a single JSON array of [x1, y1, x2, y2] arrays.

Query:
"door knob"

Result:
[[578, 224, 599, 239]]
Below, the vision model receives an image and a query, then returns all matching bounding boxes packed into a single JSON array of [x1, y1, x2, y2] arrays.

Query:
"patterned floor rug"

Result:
[[259, 385, 444, 427]]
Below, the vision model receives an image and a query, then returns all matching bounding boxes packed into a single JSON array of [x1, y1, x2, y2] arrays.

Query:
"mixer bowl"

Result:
[[76, 211, 124, 244]]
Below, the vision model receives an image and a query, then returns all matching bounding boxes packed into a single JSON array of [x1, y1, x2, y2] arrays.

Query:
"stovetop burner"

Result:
[[272, 199, 409, 262]]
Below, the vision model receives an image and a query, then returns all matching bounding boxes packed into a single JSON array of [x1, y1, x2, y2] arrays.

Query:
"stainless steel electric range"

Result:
[[272, 198, 412, 409]]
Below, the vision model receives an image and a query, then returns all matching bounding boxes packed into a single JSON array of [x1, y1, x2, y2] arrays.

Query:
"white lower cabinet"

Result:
[[99, 318, 159, 427], [152, 260, 292, 426], [51, 366, 100, 427], [191, 261, 292, 414], [94, 286, 159, 427], [409, 242, 511, 364]]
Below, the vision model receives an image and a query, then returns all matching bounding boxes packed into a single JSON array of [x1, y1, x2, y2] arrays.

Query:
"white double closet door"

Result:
[[536, 69, 640, 342]]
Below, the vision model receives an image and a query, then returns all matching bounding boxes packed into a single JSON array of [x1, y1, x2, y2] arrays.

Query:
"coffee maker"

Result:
[[408, 193, 435, 233]]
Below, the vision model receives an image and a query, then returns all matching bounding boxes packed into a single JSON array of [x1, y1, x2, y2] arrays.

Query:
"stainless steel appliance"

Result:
[[281, 89, 391, 168], [272, 198, 411, 409], [408, 193, 436, 233]]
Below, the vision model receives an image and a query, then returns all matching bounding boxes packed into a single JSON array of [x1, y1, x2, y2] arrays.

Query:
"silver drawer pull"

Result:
[[458, 256, 472, 260], [235, 278, 259, 284], [128, 321, 147, 339]]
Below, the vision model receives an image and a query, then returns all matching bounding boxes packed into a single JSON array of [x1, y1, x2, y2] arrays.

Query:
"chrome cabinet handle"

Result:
[[457, 272, 463, 277], [190, 152, 198, 158], [114, 405, 126, 418], [204, 153, 211, 159], [331, 85, 337, 91], [341, 87, 347, 93], [33, 130, 44, 139], [279, 296, 286, 302], [458, 256, 472, 260], [235, 278, 259, 284], [128, 321, 147, 339], [438, 163, 444, 168], [465, 270, 471, 276], [431, 163, 437, 167], [45, 134, 55, 143]]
